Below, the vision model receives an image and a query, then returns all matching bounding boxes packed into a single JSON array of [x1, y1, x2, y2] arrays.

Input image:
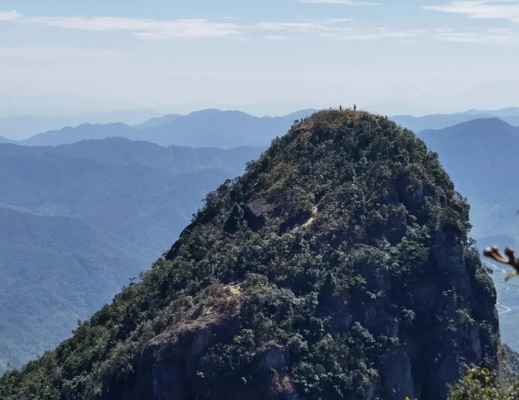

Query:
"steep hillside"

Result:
[[0, 110, 501, 400], [0, 139, 264, 373]]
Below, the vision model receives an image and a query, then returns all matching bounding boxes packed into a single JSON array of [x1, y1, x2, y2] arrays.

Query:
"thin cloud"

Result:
[[423, 1, 519, 44], [257, 19, 426, 41], [264, 35, 289, 40], [5, 9, 515, 45], [324, 29, 426, 40], [424, 1, 519, 22], [434, 29, 519, 45], [0, 11, 420, 43], [395, 39, 425, 44], [299, 0, 381, 5], [0, 10, 22, 21], [0, 47, 130, 62], [31, 16, 243, 38], [255, 18, 355, 34], [3, 12, 243, 39]]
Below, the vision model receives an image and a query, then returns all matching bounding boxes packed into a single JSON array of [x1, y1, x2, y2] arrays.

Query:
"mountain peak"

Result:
[[0, 109, 501, 400], [419, 117, 519, 146], [456, 116, 512, 128]]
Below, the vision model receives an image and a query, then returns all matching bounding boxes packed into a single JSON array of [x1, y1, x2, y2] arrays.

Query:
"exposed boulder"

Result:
[[244, 197, 277, 231]]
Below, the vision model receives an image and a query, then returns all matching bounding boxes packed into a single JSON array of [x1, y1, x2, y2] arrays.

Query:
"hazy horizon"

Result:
[[3, 102, 519, 120], [3, 1, 519, 117]]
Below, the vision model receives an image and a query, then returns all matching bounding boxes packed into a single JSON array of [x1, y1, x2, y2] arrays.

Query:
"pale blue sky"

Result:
[[2, 0, 519, 116]]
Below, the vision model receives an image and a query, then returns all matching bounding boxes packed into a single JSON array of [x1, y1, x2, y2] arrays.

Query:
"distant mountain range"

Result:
[[0, 135, 13, 144], [11, 109, 315, 148], [0, 138, 266, 372], [20, 122, 139, 146], [4, 106, 519, 148], [392, 107, 519, 132], [463, 107, 519, 117], [138, 108, 316, 148], [0, 109, 162, 141], [133, 113, 182, 130]]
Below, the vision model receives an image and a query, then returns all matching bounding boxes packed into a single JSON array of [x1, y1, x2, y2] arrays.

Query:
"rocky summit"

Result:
[[0, 109, 502, 400]]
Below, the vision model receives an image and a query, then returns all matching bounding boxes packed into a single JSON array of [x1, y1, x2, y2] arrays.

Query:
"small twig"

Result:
[[483, 246, 519, 281]]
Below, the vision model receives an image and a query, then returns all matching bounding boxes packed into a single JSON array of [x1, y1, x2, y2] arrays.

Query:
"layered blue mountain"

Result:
[[392, 108, 519, 132], [138, 108, 316, 148], [13, 109, 316, 148], [0, 135, 13, 144], [6, 106, 519, 148], [133, 113, 182, 130], [0, 109, 161, 141], [20, 123, 139, 146]]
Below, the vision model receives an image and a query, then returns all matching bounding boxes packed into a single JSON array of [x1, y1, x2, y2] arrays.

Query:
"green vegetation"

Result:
[[0, 110, 499, 399], [448, 367, 519, 399], [444, 258, 519, 399]]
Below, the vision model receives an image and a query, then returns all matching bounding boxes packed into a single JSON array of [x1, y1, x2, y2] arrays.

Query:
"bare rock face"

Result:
[[243, 197, 277, 231], [122, 287, 244, 400], [252, 344, 289, 374], [113, 286, 298, 400], [132, 320, 241, 400], [381, 348, 414, 399]]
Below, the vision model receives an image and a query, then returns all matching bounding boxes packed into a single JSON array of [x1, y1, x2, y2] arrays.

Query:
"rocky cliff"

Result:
[[0, 109, 502, 400]]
